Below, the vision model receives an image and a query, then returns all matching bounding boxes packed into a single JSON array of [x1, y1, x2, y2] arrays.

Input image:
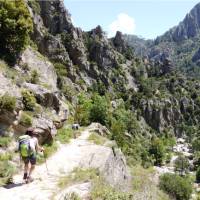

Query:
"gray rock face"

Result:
[[0, 71, 21, 99], [66, 28, 89, 69], [89, 32, 118, 69], [141, 98, 181, 133], [20, 48, 57, 90], [39, 0, 73, 35], [78, 143, 131, 191], [33, 116, 57, 144], [192, 48, 200, 64], [40, 34, 72, 65], [180, 97, 194, 114]]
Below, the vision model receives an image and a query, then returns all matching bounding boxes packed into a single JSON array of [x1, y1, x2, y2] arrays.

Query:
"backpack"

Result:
[[18, 135, 33, 157]]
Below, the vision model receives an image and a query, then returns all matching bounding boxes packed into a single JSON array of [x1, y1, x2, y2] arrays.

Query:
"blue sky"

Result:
[[64, 0, 200, 39]]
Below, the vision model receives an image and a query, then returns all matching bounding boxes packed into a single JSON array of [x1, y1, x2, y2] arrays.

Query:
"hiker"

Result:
[[18, 127, 44, 183], [72, 123, 80, 130]]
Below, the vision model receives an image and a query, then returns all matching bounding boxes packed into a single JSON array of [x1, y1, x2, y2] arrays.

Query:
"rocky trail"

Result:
[[0, 129, 90, 200], [0, 124, 129, 200]]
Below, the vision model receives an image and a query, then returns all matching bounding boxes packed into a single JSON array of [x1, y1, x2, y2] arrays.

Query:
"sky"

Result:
[[64, 0, 200, 39]]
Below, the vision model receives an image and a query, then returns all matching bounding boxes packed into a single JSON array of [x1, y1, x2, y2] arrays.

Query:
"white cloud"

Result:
[[107, 13, 136, 38]]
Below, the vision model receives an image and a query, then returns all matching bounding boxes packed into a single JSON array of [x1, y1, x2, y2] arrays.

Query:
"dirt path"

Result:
[[0, 130, 92, 200]]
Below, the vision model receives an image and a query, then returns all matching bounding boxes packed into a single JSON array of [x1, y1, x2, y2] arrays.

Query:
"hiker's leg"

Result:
[[28, 155, 36, 178], [22, 158, 29, 180], [29, 164, 35, 178]]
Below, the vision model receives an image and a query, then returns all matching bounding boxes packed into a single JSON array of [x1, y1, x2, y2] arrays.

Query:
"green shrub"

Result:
[[193, 151, 200, 170], [19, 112, 32, 126], [174, 155, 189, 175], [62, 192, 80, 200], [0, 93, 16, 112], [91, 80, 106, 95], [196, 166, 200, 183], [131, 165, 170, 200], [110, 119, 126, 146], [0, 153, 12, 161], [0, 160, 15, 186], [149, 137, 165, 166], [0, 136, 12, 148], [74, 94, 92, 126], [90, 94, 109, 126], [0, 0, 33, 63], [91, 177, 132, 200], [159, 173, 192, 200], [21, 90, 36, 111], [192, 137, 200, 151], [27, 0, 41, 15], [29, 70, 39, 84], [54, 62, 68, 77], [56, 127, 73, 144]]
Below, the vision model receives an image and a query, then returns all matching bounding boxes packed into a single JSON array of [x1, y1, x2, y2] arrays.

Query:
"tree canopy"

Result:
[[0, 0, 33, 63]]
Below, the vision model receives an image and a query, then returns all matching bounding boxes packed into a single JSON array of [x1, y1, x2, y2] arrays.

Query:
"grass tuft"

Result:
[[58, 168, 99, 188], [88, 133, 106, 145], [0, 136, 12, 148], [56, 127, 74, 144]]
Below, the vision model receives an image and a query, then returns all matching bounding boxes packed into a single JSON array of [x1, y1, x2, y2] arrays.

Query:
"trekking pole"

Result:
[[19, 155, 22, 169], [43, 151, 49, 174]]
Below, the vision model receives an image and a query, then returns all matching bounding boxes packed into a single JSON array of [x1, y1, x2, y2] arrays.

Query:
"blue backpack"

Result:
[[18, 135, 33, 157]]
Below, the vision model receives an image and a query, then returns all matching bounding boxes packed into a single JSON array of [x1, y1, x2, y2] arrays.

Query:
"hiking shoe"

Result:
[[23, 173, 28, 180], [26, 176, 34, 184]]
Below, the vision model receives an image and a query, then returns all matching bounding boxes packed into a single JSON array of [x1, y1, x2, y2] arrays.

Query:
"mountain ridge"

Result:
[[124, 2, 200, 77]]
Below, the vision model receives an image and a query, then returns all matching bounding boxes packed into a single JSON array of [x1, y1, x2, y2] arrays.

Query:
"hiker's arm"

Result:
[[35, 139, 44, 152]]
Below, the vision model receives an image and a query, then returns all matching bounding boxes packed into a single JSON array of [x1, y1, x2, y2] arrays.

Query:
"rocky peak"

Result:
[[39, 0, 73, 35], [90, 25, 105, 39], [157, 2, 200, 42], [113, 31, 127, 53]]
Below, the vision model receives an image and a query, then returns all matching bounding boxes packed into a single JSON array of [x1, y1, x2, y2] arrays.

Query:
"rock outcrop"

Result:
[[23, 83, 60, 112], [20, 48, 57, 90], [141, 98, 182, 133]]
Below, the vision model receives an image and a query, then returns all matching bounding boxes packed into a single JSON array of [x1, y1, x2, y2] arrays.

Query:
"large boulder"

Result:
[[88, 123, 110, 137], [32, 117, 57, 144], [23, 83, 60, 112], [77, 143, 131, 191]]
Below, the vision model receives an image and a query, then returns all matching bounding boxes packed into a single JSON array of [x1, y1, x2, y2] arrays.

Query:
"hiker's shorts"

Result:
[[22, 154, 36, 165]]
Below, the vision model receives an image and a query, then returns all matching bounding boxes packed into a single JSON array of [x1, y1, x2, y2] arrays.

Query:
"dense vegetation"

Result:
[[159, 173, 193, 200]]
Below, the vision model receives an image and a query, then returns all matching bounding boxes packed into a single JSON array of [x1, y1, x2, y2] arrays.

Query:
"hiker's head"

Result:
[[32, 131, 39, 138], [26, 127, 34, 136]]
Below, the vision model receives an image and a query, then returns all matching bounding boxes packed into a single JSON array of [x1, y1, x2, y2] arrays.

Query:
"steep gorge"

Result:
[[1, 1, 200, 199]]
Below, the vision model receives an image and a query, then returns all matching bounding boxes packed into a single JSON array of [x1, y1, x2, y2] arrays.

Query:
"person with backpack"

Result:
[[18, 127, 44, 183]]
